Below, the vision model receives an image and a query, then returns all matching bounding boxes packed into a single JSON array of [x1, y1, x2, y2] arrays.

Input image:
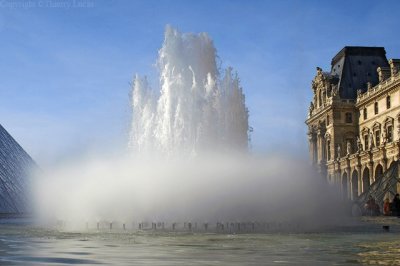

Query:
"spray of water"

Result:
[[129, 26, 249, 156]]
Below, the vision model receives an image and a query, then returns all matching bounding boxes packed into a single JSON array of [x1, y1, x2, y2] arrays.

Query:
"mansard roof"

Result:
[[330, 46, 389, 100]]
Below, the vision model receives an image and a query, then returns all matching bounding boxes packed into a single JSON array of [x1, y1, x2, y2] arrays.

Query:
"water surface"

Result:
[[1, 219, 400, 265]]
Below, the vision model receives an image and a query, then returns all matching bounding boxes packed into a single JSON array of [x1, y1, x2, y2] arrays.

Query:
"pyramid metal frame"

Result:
[[356, 160, 400, 210], [0, 124, 35, 214]]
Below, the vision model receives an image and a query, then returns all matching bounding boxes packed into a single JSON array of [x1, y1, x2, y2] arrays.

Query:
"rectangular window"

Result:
[[327, 141, 331, 160], [388, 126, 393, 142], [364, 135, 369, 150], [374, 102, 379, 114], [375, 131, 380, 146], [387, 96, 391, 109], [364, 108, 367, 120], [345, 113, 352, 123]]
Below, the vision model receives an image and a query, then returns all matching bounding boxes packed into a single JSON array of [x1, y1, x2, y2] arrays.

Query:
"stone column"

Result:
[[308, 131, 317, 165], [336, 161, 341, 185], [368, 162, 374, 184], [317, 130, 322, 164], [382, 159, 387, 173], [349, 175, 354, 200], [346, 166, 351, 199], [356, 165, 362, 197], [319, 162, 327, 179]]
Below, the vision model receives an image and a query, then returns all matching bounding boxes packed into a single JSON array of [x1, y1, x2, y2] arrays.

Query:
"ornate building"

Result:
[[306, 46, 400, 199]]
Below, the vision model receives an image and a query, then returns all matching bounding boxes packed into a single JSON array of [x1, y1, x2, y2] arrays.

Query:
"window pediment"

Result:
[[384, 116, 394, 127], [361, 127, 369, 135], [372, 122, 381, 131]]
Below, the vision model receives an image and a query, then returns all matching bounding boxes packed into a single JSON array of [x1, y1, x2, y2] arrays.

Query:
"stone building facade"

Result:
[[306, 46, 400, 199]]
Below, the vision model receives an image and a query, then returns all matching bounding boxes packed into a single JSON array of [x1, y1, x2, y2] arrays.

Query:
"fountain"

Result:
[[33, 26, 347, 234], [129, 25, 249, 157]]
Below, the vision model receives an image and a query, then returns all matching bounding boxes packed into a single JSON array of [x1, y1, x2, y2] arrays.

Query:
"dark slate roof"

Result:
[[0, 124, 35, 214], [330, 46, 389, 99]]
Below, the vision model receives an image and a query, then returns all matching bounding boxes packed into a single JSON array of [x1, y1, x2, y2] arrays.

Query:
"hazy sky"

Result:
[[1, 0, 399, 166]]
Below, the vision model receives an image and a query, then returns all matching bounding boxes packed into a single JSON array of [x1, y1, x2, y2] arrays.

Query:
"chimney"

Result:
[[389, 59, 400, 77], [377, 66, 391, 82]]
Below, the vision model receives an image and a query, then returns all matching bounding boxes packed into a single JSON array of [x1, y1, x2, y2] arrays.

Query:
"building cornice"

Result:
[[305, 104, 331, 124], [306, 99, 356, 124], [358, 105, 400, 127], [356, 73, 400, 107], [326, 140, 400, 168]]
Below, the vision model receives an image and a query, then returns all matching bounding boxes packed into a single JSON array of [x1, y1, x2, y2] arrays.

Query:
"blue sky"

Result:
[[1, 0, 400, 166]]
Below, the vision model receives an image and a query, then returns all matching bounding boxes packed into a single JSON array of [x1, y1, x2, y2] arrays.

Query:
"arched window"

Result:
[[352, 170, 359, 198], [375, 164, 383, 181], [362, 168, 370, 192], [342, 172, 348, 199], [374, 102, 379, 115], [387, 96, 391, 109], [318, 91, 322, 107]]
